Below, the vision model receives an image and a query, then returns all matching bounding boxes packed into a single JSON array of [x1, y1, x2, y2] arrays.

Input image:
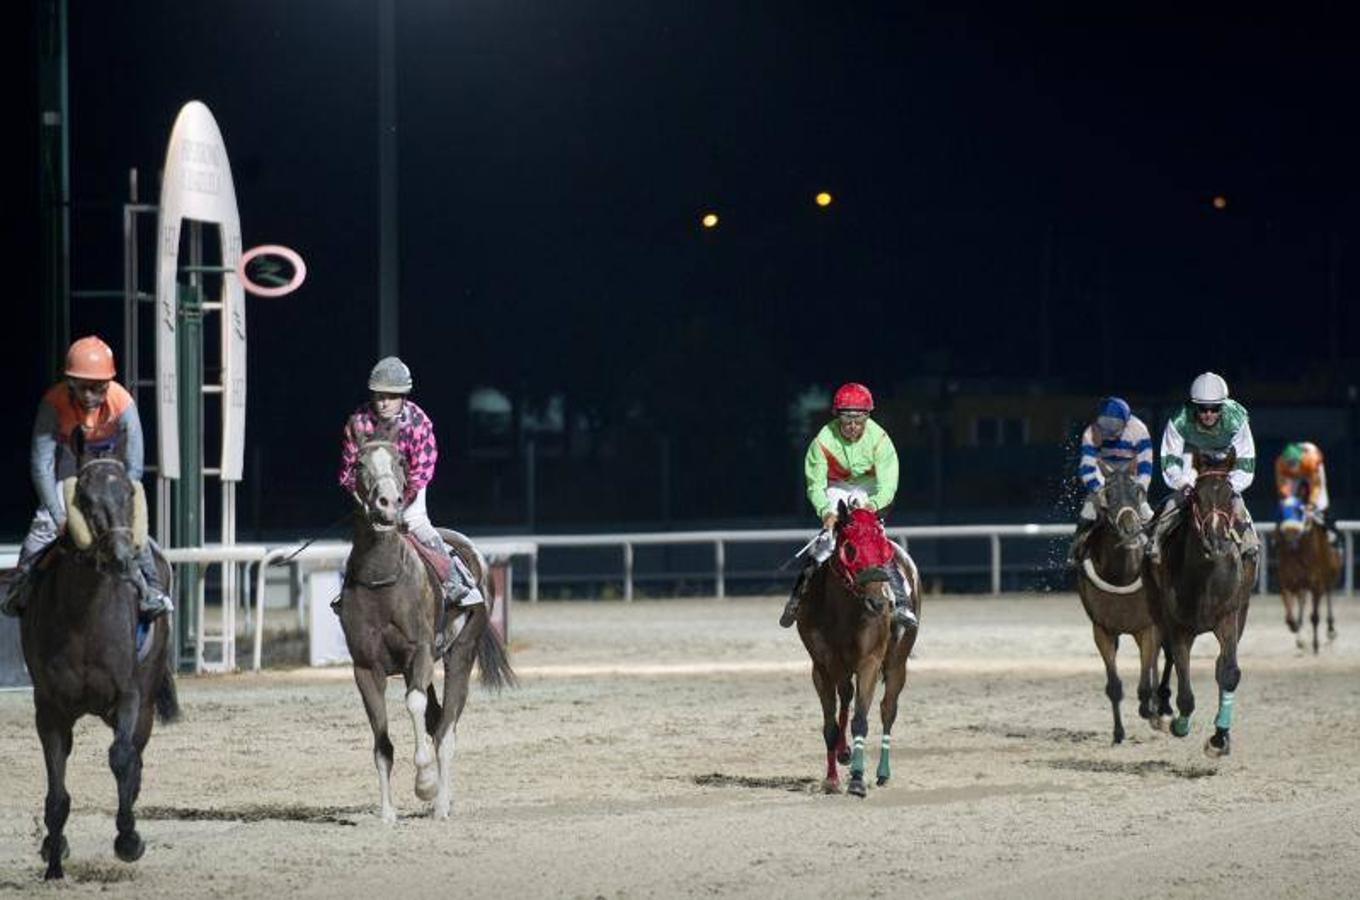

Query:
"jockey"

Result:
[[779, 382, 917, 630], [337, 356, 484, 652], [1, 336, 172, 618], [1276, 442, 1329, 521], [1148, 372, 1259, 564], [1068, 396, 1154, 565]]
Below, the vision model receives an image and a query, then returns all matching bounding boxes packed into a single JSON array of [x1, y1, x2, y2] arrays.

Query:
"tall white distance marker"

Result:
[[156, 100, 246, 481]]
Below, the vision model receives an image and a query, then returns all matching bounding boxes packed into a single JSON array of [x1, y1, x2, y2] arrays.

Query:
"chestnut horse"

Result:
[[341, 438, 514, 822], [1075, 460, 1169, 743], [20, 442, 179, 880], [1147, 451, 1254, 758], [1275, 516, 1340, 654], [796, 503, 920, 797]]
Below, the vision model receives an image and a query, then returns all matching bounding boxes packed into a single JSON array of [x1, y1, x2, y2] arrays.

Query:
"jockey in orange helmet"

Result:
[[2, 337, 172, 618], [779, 383, 917, 630], [1276, 442, 1331, 530]]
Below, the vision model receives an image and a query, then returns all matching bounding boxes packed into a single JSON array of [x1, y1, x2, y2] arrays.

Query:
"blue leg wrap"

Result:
[[1214, 691, 1235, 730]]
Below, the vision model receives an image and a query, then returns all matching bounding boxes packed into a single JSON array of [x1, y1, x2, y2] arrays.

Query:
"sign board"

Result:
[[156, 101, 246, 481]]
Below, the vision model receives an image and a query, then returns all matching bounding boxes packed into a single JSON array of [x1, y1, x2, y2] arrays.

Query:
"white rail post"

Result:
[[714, 539, 725, 599], [1257, 533, 1269, 595], [1347, 531, 1355, 598], [529, 550, 539, 602], [623, 542, 634, 602], [990, 534, 1001, 595]]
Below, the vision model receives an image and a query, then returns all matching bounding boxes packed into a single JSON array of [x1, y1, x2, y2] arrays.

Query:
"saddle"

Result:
[[402, 532, 451, 588]]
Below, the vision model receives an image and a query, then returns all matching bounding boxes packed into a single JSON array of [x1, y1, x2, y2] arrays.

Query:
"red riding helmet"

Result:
[[65, 336, 117, 380], [832, 382, 874, 412]]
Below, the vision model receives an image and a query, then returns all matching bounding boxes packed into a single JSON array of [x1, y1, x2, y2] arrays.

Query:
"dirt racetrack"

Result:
[[2, 592, 1358, 899]]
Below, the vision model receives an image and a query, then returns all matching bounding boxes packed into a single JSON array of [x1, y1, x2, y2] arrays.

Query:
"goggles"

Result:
[[836, 410, 869, 423]]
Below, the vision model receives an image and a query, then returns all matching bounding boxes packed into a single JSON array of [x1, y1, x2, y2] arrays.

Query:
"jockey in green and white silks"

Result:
[[1148, 372, 1260, 564], [779, 382, 916, 630]]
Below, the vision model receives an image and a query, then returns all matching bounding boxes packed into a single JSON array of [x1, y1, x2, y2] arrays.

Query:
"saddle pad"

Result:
[[402, 532, 450, 585]]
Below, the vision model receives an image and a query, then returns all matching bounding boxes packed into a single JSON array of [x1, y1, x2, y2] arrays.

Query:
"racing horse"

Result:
[[19, 436, 179, 880], [1275, 511, 1340, 654], [1147, 450, 1254, 758], [341, 436, 514, 821], [1074, 460, 1169, 743], [796, 502, 920, 797]]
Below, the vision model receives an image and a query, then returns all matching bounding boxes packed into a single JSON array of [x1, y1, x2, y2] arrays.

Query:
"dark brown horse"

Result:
[[20, 447, 179, 880], [341, 438, 514, 821], [796, 503, 921, 797], [1075, 460, 1168, 742], [1275, 517, 1340, 654], [1147, 451, 1254, 758]]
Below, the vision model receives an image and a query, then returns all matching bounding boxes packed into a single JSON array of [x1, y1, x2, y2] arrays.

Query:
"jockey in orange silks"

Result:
[[778, 383, 917, 629], [2, 337, 172, 618], [1276, 442, 1336, 541]]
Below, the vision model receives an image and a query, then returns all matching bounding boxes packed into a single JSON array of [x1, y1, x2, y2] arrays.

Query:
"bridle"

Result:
[[1189, 470, 1237, 547], [354, 440, 407, 533], [75, 457, 136, 549]]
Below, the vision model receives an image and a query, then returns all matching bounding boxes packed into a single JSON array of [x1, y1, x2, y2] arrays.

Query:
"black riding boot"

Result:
[[887, 565, 918, 629], [1067, 519, 1096, 568], [779, 562, 816, 628], [0, 554, 38, 617]]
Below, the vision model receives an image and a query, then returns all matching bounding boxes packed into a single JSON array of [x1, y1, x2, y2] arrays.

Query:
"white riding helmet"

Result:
[[1189, 372, 1229, 405], [368, 356, 413, 394]]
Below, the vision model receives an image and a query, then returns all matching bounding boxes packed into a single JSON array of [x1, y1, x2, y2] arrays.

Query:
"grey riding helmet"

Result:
[[368, 356, 413, 394]]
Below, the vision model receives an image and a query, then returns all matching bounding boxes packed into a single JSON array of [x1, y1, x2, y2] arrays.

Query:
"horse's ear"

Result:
[[837, 498, 850, 522]]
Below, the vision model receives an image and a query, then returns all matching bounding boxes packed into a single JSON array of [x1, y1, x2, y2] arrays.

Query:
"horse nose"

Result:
[[376, 495, 391, 511]]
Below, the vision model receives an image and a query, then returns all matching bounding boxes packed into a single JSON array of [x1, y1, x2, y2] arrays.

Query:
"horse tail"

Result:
[[476, 623, 517, 692], [155, 654, 182, 724]]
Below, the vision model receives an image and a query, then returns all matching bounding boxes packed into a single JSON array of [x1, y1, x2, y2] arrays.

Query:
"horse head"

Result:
[[832, 501, 895, 613], [1097, 460, 1147, 550], [62, 431, 147, 573], [354, 436, 408, 532], [1189, 449, 1238, 557]]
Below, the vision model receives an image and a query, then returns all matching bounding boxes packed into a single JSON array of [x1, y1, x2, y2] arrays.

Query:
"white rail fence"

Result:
[[3, 521, 1354, 675]]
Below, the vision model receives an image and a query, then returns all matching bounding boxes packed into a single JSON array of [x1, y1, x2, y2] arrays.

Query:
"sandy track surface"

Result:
[[1, 593, 1358, 899]]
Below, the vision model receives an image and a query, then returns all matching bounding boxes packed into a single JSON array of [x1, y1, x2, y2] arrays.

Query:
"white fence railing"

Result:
[[3, 520, 1354, 673]]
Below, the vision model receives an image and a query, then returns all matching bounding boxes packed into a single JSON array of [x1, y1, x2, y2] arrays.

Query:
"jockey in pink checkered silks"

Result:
[[338, 357, 484, 649]]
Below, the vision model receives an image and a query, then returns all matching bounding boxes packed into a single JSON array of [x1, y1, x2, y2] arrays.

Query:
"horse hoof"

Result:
[[1204, 735, 1231, 759], [114, 831, 145, 863], [1149, 716, 1169, 733], [415, 770, 439, 802], [380, 808, 397, 825], [822, 778, 841, 795], [836, 749, 851, 766], [876, 775, 889, 787], [1170, 717, 1191, 738], [847, 777, 867, 798], [1112, 728, 1125, 745], [40, 835, 69, 863]]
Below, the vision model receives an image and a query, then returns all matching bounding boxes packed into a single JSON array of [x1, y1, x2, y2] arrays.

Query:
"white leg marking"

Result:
[[374, 748, 396, 824], [406, 689, 438, 801], [433, 727, 456, 820]]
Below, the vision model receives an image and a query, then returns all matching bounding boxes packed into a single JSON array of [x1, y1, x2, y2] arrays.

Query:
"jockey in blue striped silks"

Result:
[[1068, 396, 1154, 565]]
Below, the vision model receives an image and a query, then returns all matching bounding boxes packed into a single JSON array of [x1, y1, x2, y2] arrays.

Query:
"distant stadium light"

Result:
[[1212, 195, 1228, 210], [815, 191, 833, 207], [701, 212, 719, 228]]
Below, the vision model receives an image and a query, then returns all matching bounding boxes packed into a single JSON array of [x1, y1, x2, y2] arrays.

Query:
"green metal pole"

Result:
[[174, 280, 203, 671], [38, 0, 70, 376]]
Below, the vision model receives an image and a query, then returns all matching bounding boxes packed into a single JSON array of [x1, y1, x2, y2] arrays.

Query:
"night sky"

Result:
[[5, 4, 1359, 536]]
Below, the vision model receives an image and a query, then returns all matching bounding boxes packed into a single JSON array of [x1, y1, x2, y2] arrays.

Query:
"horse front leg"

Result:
[[1156, 638, 1175, 723], [835, 679, 852, 765], [1169, 636, 1195, 738], [1310, 589, 1321, 655], [1091, 624, 1124, 744], [1325, 588, 1337, 645], [433, 613, 478, 820], [811, 664, 840, 793], [876, 651, 908, 786], [1134, 625, 1165, 729], [1205, 616, 1242, 759], [847, 657, 883, 798], [35, 706, 72, 880], [109, 688, 146, 863], [354, 667, 397, 823]]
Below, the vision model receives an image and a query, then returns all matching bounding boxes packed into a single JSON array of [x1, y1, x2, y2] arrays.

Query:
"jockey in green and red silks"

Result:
[[779, 382, 916, 630], [337, 357, 484, 652]]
